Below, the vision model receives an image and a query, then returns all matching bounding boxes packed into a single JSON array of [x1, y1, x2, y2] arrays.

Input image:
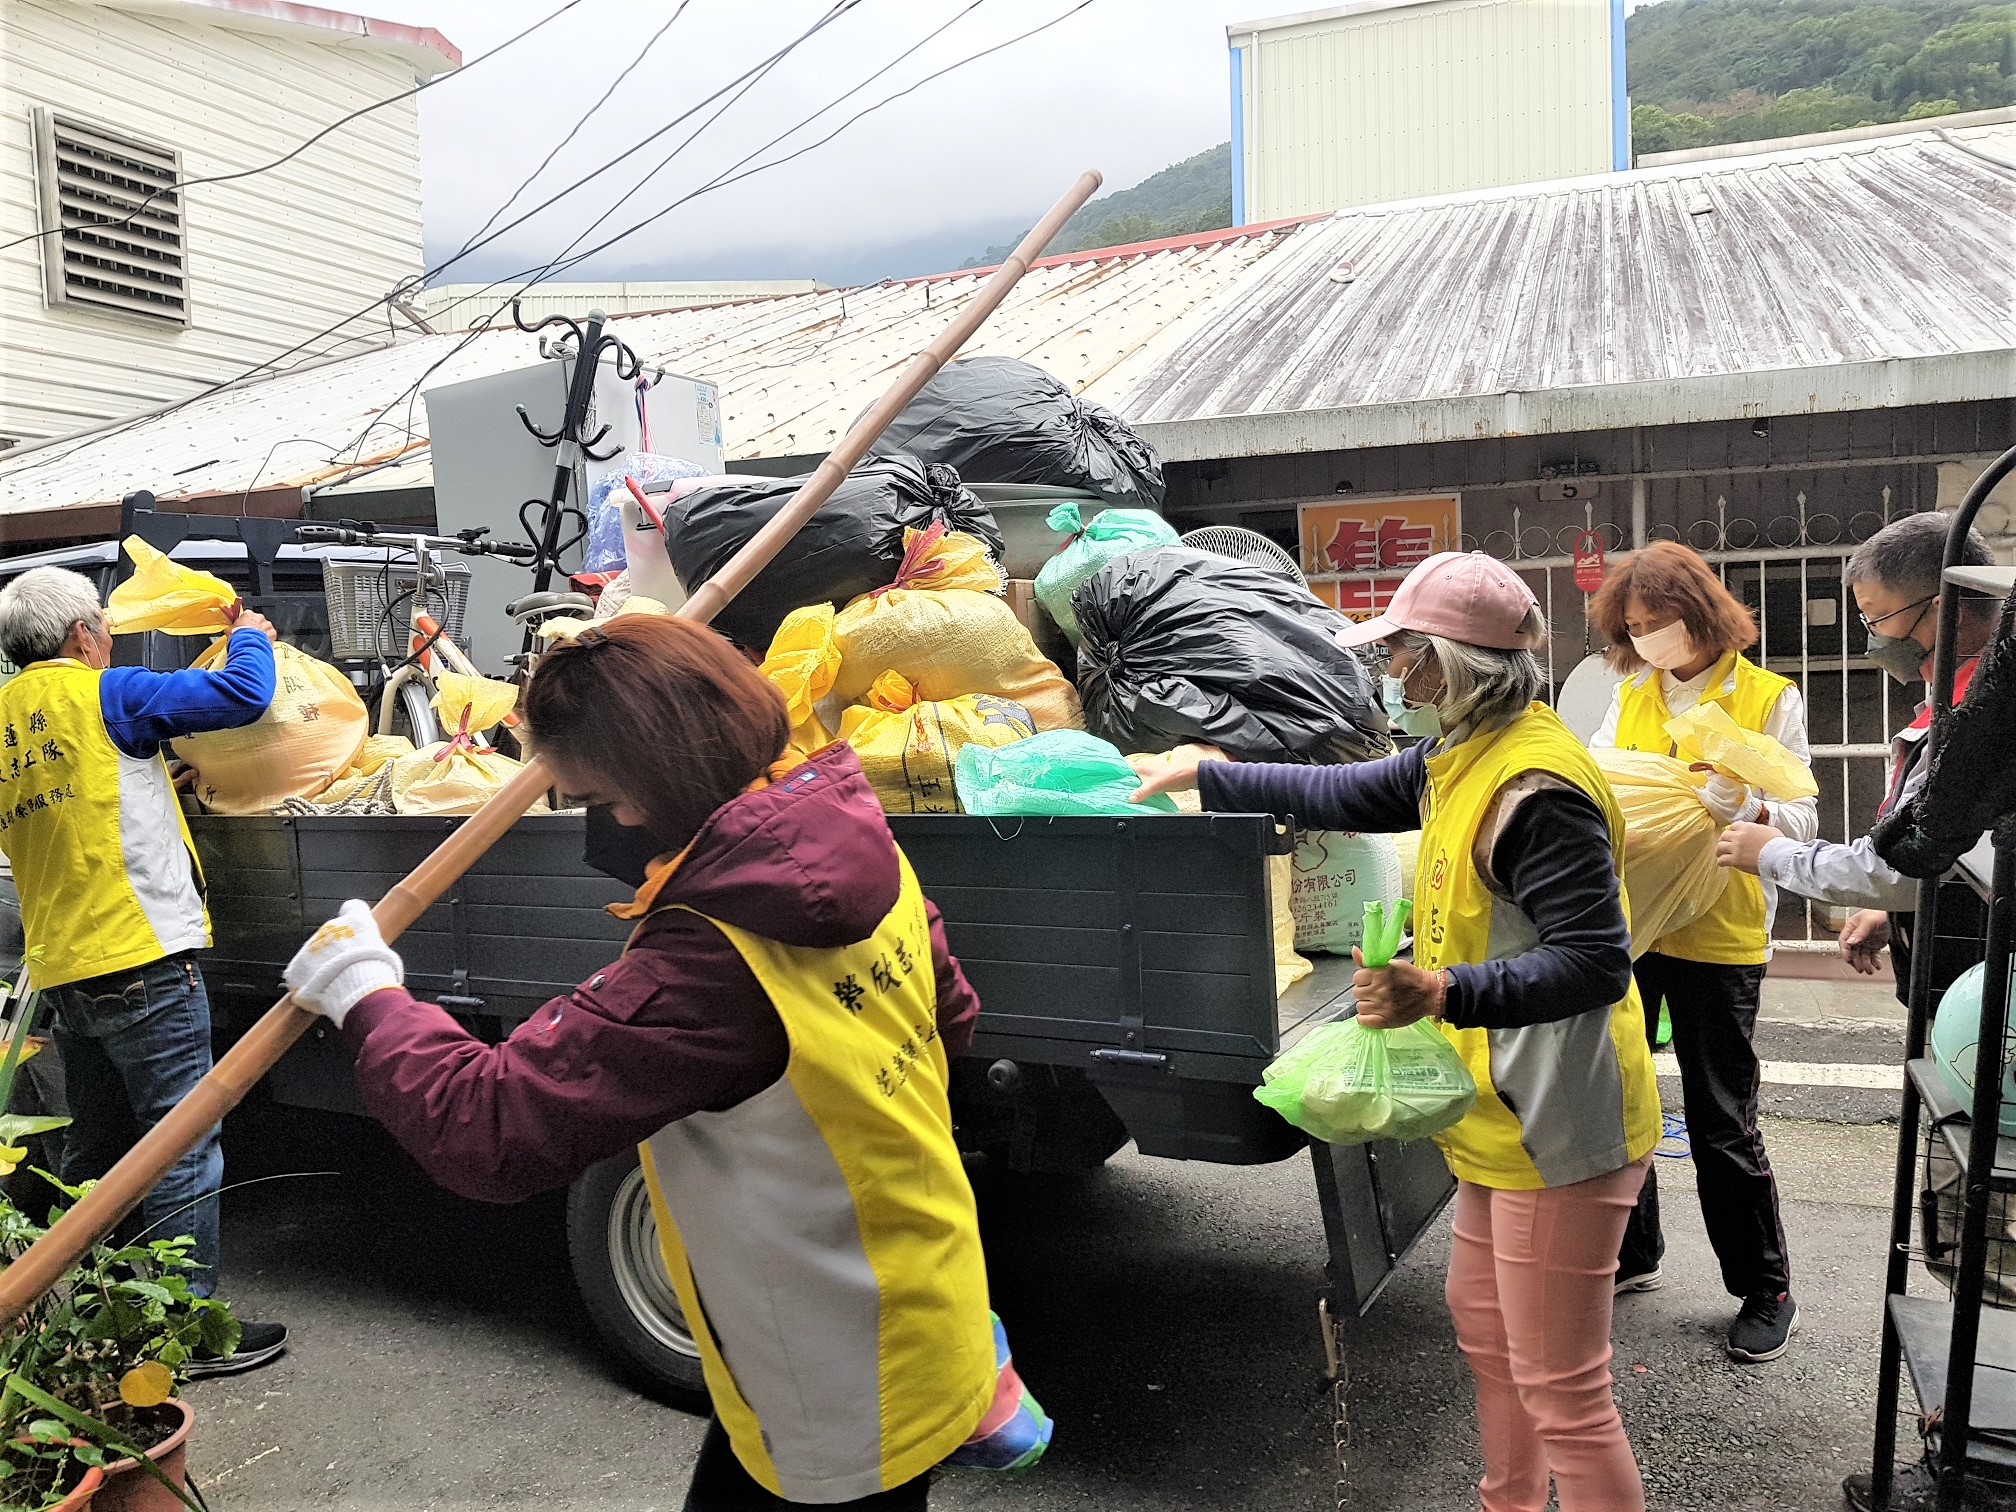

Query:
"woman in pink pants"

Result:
[[1136, 552, 1661, 1511]]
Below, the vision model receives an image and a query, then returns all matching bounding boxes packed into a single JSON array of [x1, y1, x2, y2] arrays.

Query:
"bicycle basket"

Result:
[[321, 558, 472, 662]]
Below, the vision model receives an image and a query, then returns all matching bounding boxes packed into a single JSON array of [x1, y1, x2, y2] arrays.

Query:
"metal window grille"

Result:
[[32, 108, 190, 325]]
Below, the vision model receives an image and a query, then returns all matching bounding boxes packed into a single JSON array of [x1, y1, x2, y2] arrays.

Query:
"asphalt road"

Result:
[[186, 1092, 1904, 1512]]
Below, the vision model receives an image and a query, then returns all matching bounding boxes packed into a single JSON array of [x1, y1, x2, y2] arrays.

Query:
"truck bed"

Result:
[[190, 810, 1353, 1160]]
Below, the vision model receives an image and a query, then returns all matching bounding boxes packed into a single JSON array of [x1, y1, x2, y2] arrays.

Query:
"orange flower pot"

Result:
[[90, 1397, 194, 1512]]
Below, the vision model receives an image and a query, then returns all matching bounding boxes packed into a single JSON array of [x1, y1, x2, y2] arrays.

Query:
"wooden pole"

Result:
[[0, 171, 1103, 1325]]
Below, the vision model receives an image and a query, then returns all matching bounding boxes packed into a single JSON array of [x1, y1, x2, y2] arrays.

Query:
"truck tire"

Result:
[[565, 1150, 709, 1410]]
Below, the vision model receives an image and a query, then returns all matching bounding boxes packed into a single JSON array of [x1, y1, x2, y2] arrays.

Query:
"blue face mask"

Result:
[[1381, 674, 1443, 738]]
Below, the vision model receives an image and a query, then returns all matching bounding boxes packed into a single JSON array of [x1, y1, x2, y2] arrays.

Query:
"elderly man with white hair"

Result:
[[0, 565, 288, 1376]]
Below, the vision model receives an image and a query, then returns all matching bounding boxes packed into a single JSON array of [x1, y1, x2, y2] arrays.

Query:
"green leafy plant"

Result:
[[0, 955, 221, 1509], [0, 1174, 229, 1510]]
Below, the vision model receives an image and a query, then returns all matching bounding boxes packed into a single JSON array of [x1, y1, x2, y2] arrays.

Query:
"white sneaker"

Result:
[[1614, 1266, 1665, 1295]]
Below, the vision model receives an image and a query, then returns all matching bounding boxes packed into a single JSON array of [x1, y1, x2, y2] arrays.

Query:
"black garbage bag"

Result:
[[870, 355, 1163, 509], [1074, 548, 1390, 764], [660, 455, 1002, 648], [1874, 583, 2016, 878]]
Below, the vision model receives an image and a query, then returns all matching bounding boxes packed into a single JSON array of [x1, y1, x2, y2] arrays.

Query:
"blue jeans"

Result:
[[47, 955, 222, 1297]]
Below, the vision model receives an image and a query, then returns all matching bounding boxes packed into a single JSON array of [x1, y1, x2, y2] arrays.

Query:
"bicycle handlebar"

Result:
[[294, 524, 540, 563]]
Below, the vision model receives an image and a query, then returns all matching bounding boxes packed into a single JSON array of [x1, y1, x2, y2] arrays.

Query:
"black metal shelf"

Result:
[[1907, 1059, 2016, 1191], [1888, 1294, 2016, 1476]]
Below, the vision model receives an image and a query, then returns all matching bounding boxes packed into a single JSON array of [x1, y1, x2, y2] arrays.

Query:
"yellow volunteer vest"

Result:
[[0, 661, 209, 989], [635, 853, 994, 1501], [1418, 704, 1662, 1189], [1611, 652, 1792, 965]]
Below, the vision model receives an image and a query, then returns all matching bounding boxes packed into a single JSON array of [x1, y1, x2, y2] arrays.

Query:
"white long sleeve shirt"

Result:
[[1590, 663, 1820, 950], [1755, 725, 1926, 913]]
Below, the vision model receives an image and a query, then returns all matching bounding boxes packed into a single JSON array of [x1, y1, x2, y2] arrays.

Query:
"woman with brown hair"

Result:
[[277, 616, 1046, 1510], [1588, 541, 1817, 1363]]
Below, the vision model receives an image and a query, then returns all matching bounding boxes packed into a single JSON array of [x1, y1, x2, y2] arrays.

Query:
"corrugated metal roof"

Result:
[[1124, 127, 2016, 428], [0, 220, 1305, 520], [2, 128, 2009, 522]]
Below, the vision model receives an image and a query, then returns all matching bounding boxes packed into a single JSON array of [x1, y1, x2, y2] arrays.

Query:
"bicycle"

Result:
[[294, 523, 543, 747]]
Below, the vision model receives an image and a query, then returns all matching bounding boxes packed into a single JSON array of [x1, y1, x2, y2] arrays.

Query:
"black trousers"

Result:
[[683, 1421, 931, 1511], [1617, 953, 1791, 1299]]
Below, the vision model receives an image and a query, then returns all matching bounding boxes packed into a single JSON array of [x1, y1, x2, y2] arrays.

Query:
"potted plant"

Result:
[[0, 957, 231, 1511]]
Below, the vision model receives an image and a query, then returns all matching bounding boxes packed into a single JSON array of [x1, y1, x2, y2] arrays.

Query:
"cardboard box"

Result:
[[1005, 580, 1075, 670]]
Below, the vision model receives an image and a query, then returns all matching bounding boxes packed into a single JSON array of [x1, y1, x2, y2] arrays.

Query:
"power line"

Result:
[[454, 1, 696, 255], [330, 0, 1024, 473], [328, 0, 706, 474], [326, 2, 865, 473], [545, 0, 1101, 281], [0, 3, 852, 486], [421, 0, 870, 289], [0, 0, 592, 255], [3, 1, 1104, 493], [551, 0, 994, 275]]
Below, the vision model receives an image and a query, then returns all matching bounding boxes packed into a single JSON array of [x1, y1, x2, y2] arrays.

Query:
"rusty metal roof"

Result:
[[0, 220, 1307, 522], [1124, 126, 2016, 454]]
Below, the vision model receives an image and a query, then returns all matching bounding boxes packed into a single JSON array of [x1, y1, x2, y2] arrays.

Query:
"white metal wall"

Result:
[[1234, 0, 1618, 221], [0, 0, 430, 448]]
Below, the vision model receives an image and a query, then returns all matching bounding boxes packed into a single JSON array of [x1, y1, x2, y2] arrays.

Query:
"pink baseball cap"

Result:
[[1334, 551, 1541, 651]]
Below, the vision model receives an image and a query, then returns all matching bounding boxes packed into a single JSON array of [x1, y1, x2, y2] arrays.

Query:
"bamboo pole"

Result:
[[0, 171, 1103, 1324]]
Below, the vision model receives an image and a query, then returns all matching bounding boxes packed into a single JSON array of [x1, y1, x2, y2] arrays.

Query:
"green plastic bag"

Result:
[[1032, 502, 1178, 647], [954, 729, 1179, 817], [1253, 897, 1477, 1145]]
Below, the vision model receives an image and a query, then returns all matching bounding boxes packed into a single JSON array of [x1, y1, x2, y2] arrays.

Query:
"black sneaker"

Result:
[[185, 1320, 288, 1379], [1727, 1293, 1798, 1362]]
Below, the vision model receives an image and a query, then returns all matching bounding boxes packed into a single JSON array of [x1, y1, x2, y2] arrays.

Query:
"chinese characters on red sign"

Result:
[[1299, 497, 1462, 621]]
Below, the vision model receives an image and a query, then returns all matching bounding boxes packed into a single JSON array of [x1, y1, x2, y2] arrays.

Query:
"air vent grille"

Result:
[[34, 109, 190, 325]]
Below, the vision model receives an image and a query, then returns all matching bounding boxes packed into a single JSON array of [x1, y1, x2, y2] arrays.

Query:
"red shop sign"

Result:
[[1572, 530, 1606, 593]]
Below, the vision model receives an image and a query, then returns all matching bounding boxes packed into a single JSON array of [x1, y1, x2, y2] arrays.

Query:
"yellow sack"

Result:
[[105, 538, 236, 635], [1270, 850, 1314, 994], [832, 527, 1082, 732], [174, 640, 369, 815], [1593, 749, 1726, 956], [350, 734, 415, 777], [760, 606, 842, 762], [432, 673, 519, 739], [302, 734, 415, 810], [1665, 703, 1819, 801], [384, 675, 543, 817], [839, 672, 1035, 814]]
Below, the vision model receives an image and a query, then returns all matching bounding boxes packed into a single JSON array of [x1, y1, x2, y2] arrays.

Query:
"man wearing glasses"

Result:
[[1718, 511, 1998, 993]]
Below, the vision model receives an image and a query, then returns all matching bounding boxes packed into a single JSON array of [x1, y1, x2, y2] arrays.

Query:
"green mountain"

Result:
[[965, 143, 1232, 267], [1627, 0, 2015, 152], [967, 0, 2010, 263]]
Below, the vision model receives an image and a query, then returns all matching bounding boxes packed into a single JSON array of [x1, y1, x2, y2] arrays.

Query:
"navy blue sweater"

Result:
[[1199, 743, 1634, 1031], [98, 630, 275, 758]]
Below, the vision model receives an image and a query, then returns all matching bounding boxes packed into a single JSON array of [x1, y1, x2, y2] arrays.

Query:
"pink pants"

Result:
[[1445, 1158, 1652, 1512]]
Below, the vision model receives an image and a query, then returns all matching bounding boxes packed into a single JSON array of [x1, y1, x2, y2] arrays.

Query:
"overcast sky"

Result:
[[355, 0, 1285, 286]]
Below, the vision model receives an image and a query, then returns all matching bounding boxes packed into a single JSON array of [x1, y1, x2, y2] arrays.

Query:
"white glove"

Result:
[[1699, 773, 1758, 826], [284, 899, 403, 1028]]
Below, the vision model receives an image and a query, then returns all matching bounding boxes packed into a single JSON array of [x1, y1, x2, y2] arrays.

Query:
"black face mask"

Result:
[[582, 805, 669, 888]]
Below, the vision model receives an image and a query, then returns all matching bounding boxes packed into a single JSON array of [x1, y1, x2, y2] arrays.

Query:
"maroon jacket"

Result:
[[341, 745, 981, 1204]]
